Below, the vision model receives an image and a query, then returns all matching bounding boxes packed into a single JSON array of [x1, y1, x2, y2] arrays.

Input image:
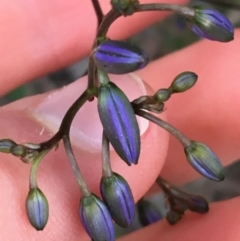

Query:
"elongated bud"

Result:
[[187, 6, 234, 42], [111, 0, 140, 16], [137, 199, 162, 226], [186, 195, 209, 213], [93, 40, 148, 74], [100, 172, 135, 227], [26, 188, 49, 230], [169, 72, 197, 93], [79, 194, 114, 241], [184, 141, 224, 181], [154, 89, 171, 102], [98, 80, 140, 165], [0, 139, 17, 153]]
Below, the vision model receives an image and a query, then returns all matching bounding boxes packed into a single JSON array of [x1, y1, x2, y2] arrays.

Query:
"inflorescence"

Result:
[[0, 0, 234, 240]]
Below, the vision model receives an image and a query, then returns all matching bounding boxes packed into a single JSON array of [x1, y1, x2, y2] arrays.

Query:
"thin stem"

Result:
[[102, 131, 113, 178], [91, 0, 104, 27], [40, 89, 91, 149], [87, 56, 97, 89], [29, 149, 51, 189], [96, 9, 121, 40], [135, 109, 190, 147], [137, 4, 195, 17], [63, 136, 90, 197]]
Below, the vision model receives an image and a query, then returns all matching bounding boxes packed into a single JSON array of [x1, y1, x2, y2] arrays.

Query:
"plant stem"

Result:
[[29, 149, 51, 189], [135, 109, 190, 147], [63, 136, 90, 197], [137, 3, 195, 17], [102, 131, 113, 178], [91, 0, 104, 27], [40, 89, 91, 149]]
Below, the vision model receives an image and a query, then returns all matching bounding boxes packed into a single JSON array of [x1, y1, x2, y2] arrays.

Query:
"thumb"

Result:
[[0, 73, 169, 240]]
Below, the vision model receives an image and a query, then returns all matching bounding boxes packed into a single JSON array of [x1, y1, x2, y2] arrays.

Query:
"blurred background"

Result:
[[1, 0, 240, 236]]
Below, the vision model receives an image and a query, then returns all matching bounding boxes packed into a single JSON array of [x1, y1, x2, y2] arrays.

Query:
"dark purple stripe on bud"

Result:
[[137, 199, 162, 226], [184, 141, 224, 181], [188, 6, 234, 42], [26, 188, 49, 231], [79, 194, 114, 241], [98, 81, 140, 165], [94, 40, 148, 74], [100, 172, 135, 228]]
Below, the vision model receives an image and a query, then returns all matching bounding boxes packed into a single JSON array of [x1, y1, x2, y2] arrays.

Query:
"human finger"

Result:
[[0, 73, 168, 240], [0, 0, 185, 95]]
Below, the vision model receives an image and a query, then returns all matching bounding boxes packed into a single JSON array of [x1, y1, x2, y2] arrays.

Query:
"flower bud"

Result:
[[186, 195, 209, 214], [79, 194, 114, 241], [100, 172, 135, 228], [11, 145, 26, 157], [137, 199, 162, 226], [0, 139, 17, 153], [169, 72, 197, 93], [188, 6, 234, 42], [93, 40, 148, 74], [98, 81, 140, 165], [111, 0, 140, 16], [154, 89, 171, 102], [26, 188, 49, 230], [184, 141, 224, 181]]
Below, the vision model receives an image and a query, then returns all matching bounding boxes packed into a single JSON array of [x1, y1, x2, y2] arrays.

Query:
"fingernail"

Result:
[[30, 73, 149, 152]]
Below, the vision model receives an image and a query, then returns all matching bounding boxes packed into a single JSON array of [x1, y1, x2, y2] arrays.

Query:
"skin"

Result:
[[0, 0, 240, 240]]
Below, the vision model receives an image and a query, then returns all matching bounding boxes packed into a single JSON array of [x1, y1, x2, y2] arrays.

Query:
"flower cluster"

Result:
[[0, 0, 234, 241]]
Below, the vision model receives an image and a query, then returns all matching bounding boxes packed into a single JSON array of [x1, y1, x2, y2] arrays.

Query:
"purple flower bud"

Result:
[[26, 188, 49, 231], [79, 194, 115, 241], [170, 72, 197, 93], [100, 172, 135, 228], [137, 199, 162, 226], [98, 81, 140, 165], [188, 6, 234, 42], [184, 141, 224, 181], [186, 195, 209, 214], [93, 40, 148, 74]]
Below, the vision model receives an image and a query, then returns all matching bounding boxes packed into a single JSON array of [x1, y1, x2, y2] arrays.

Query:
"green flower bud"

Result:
[[11, 145, 26, 157], [170, 72, 197, 93], [154, 89, 171, 102], [111, 0, 140, 16], [26, 188, 49, 230], [184, 141, 224, 181], [0, 139, 17, 153]]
